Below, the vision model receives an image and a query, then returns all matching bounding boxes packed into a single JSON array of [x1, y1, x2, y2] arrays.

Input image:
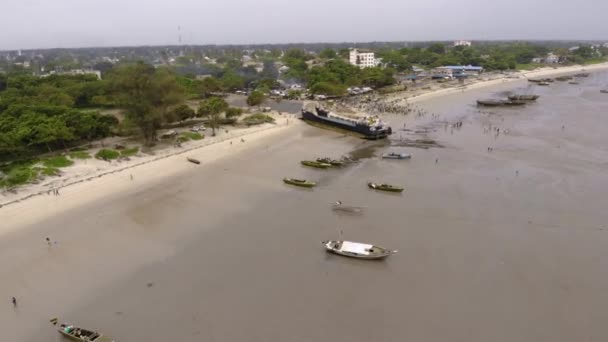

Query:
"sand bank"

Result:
[[0, 115, 300, 235]]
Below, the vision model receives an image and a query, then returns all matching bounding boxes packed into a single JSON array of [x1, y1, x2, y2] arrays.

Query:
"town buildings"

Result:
[[454, 40, 472, 47], [349, 48, 376, 68]]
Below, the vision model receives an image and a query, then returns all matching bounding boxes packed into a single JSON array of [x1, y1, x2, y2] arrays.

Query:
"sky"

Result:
[[1, 0, 607, 50]]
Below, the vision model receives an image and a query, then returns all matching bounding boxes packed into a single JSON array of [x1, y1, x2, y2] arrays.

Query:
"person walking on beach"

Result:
[[130, 174, 133, 181], [11, 297, 17, 308], [46, 237, 51, 245]]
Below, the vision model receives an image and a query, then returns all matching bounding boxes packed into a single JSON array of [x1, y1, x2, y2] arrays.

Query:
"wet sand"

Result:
[[3, 71, 608, 342]]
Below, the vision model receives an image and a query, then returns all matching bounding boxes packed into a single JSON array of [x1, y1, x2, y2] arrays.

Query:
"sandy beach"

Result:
[[2, 65, 608, 342]]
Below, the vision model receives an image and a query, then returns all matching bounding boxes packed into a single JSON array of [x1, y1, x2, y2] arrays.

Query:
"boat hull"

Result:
[[322, 240, 396, 259], [301, 109, 391, 139], [368, 182, 404, 193], [283, 178, 316, 188]]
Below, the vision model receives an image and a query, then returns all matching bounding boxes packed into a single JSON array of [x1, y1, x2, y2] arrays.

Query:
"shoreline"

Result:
[[0, 115, 300, 234], [2, 62, 607, 227], [395, 62, 608, 104]]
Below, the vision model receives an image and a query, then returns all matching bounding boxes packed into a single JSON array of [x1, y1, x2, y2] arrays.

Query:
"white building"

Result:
[[349, 49, 376, 68], [454, 40, 472, 47]]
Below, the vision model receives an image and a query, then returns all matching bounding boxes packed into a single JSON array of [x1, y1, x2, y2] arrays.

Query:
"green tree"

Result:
[[246, 90, 266, 106], [171, 104, 195, 122], [427, 43, 446, 55], [198, 97, 228, 136], [199, 76, 223, 97], [225, 107, 244, 118], [319, 48, 337, 59], [220, 70, 245, 91], [109, 62, 183, 145]]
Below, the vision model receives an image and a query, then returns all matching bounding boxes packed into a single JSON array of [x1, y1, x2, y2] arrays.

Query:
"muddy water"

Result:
[[3, 72, 608, 342]]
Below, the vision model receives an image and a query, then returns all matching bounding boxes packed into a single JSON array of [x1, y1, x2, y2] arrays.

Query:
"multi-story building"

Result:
[[349, 49, 376, 68]]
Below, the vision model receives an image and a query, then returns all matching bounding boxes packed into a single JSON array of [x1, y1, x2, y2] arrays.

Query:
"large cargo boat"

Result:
[[301, 105, 392, 139]]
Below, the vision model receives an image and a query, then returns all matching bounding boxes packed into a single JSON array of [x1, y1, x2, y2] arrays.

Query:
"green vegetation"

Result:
[[0, 73, 118, 161], [120, 147, 140, 157], [306, 59, 395, 94], [198, 97, 229, 136], [243, 113, 275, 126], [42, 155, 74, 168], [225, 107, 244, 118], [108, 62, 183, 145], [180, 132, 204, 141], [246, 90, 266, 106], [69, 150, 92, 159], [95, 149, 121, 161], [0, 161, 38, 188]]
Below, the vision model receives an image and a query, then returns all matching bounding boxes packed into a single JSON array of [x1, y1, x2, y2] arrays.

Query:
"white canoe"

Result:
[[322, 240, 397, 259]]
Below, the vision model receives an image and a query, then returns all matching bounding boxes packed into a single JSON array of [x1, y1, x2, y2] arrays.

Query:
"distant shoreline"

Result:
[[395, 63, 608, 104]]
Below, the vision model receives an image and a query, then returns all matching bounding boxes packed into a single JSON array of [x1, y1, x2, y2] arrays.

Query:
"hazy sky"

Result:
[[1, 0, 607, 50]]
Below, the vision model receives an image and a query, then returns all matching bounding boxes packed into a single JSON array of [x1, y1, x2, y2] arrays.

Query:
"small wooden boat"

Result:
[[555, 76, 573, 81], [316, 157, 345, 167], [382, 152, 411, 160], [187, 157, 200, 164], [477, 99, 504, 107], [283, 178, 316, 188], [331, 201, 364, 214], [528, 79, 541, 83], [58, 324, 114, 342], [368, 182, 404, 193], [301, 160, 332, 169], [568, 81, 580, 85], [600, 89, 608, 94], [322, 240, 397, 259], [502, 100, 526, 106], [575, 73, 590, 77], [508, 95, 539, 101], [538, 81, 550, 86]]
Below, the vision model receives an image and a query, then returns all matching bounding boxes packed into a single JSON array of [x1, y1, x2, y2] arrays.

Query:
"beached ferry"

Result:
[[301, 105, 392, 139]]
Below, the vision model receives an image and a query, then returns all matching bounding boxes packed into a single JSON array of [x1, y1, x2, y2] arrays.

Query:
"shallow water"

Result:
[[3, 71, 608, 342]]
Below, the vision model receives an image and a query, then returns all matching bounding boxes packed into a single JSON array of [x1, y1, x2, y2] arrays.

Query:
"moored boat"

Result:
[[568, 81, 580, 85], [316, 157, 345, 167], [508, 95, 539, 101], [368, 182, 404, 193], [476, 99, 504, 107], [538, 81, 550, 86], [187, 157, 200, 164], [322, 240, 397, 259], [332, 201, 364, 214], [555, 76, 573, 81], [283, 178, 316, 188], [382, 152, 412, 160], [575, 73, 590, 77], [58, 324, 114, 342], [301, 104, 392, 140], [301, 160, 332, 169], [601, 89, 608, 94]]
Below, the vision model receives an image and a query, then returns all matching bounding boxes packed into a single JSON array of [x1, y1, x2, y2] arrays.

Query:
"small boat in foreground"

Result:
[[332, 201, 364, 214], [322, 240, 397, 259], [508, 95, 539, 101], [283, 178, 316, 188], [187, 157, 200, 164], [382, 152, 412, 160], [601, 89, 608, 94], [301, 160, 332, 169], [368, 182, 404, 193], [476, 99, 504, 107], [58, 324, 114, 342], [316, 157, 345, 167]]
